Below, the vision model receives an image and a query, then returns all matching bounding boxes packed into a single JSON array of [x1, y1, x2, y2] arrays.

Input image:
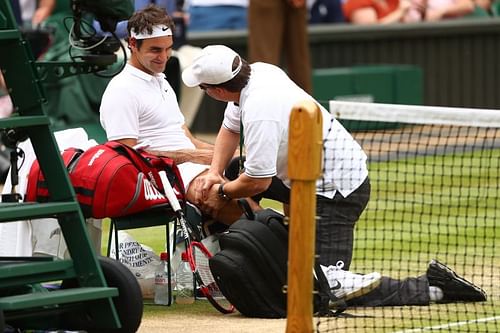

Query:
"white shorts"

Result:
[[177, 162, 209, 192]]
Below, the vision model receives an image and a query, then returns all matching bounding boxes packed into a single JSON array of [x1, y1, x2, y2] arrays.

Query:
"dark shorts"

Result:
[[255, 176, 371, 268]]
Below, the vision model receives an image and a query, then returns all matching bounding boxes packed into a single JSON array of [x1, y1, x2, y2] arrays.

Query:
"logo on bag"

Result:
[[143, 178, 165, 200], [88, 149, 105, 166]]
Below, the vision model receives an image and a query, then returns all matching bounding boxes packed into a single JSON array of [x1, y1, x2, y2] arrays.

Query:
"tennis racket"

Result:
[[158, 171, 235, 314]]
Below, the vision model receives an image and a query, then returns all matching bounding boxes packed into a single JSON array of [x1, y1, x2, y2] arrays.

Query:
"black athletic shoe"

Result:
[[426, 259, 487, 302]]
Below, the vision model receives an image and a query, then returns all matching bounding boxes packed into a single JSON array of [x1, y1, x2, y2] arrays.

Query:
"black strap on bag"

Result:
[[237, 198, 254, 219], [239, 114, 245, 173]]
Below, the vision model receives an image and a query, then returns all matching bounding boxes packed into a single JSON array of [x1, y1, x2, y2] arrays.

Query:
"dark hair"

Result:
[[213, 56, 251, 93], [127, 4, 175, 48]]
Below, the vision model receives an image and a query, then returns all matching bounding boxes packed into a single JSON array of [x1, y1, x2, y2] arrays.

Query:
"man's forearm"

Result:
[[222, 174, 272, 199], [210, 127, 240, 175], [147, 149, 213, 165]]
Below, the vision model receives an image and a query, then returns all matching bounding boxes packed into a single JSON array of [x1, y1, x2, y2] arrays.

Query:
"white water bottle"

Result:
[[175, 251, 195, 304], [154, 252, 170, 305]]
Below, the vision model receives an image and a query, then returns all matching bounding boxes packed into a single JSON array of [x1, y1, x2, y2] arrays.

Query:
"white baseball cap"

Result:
[[182, 45, 242, 87]]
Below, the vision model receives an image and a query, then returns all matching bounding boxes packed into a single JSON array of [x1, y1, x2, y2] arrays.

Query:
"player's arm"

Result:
[[115, 138, 138, 147], [208, 126, 240, 176], [197, 173, 270, 219], [147, 148, 214, 164], [192, 126, 240, 202], [141, 124, 214, 164], [114, 137, 213, 164], [220, 174, 272, 199], [210, 118, 278, 199]]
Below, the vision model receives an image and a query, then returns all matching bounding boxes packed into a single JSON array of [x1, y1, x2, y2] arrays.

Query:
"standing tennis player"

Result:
[[182, 45, 487, 306]]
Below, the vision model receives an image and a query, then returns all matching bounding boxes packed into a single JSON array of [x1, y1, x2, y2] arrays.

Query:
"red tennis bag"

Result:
[[25, 141, 185, 219]]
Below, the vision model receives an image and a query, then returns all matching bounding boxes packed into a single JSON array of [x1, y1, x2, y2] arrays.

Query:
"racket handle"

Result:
[[158, 170, 182, 212]]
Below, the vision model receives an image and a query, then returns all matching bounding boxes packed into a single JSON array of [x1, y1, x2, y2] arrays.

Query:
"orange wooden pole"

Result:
[[285, 100, 323, 333]]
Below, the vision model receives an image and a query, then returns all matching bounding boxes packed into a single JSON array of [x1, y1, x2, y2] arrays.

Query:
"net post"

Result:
[[286, 100, 323, 333]]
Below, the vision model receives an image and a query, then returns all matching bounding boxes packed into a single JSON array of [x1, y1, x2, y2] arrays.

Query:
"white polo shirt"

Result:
[[100, 64, 195, 151], [222, 62, 368, 199]]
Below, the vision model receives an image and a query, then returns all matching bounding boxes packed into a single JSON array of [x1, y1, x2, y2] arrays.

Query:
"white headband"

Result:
[[130, 25, 173, 39]]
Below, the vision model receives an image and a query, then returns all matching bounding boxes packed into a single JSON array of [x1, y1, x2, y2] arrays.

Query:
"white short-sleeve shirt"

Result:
[[100, 64, 208, 190], [100, 64, 195, 151], [222, 63, 368, 199]]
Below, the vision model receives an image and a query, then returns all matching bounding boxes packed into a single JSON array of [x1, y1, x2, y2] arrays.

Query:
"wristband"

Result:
[[218, 183, 231, 200]]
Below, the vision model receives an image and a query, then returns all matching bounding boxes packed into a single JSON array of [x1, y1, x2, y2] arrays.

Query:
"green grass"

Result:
[[338, 149, 500, 331], [354, 150, 500, 266], [100, 199, 283, 256]]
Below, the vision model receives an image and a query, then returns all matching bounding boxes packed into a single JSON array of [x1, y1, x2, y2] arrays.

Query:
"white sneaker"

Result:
[[320, 261, 382, 301]]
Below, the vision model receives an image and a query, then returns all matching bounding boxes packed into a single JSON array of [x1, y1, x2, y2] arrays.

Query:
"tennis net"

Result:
[[313, 101, 500, 332]]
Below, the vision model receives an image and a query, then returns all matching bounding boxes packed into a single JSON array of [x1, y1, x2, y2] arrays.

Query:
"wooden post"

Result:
[[286, 100, 323, 333]]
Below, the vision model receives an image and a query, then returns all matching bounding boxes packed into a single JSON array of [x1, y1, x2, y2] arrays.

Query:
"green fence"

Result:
[[313, 65, 423, 130]]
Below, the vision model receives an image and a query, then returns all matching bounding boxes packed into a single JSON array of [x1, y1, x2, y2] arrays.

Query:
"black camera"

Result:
[[73, 35, 121, 66]]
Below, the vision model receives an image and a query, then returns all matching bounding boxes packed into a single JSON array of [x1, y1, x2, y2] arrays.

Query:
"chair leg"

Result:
[[107, 220, 113, 257], [106, 220, 120, 261], [114, 223, 119, 261]]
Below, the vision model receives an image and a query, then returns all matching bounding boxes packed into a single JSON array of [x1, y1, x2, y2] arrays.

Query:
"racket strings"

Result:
[[193, 245, 226, 300], [193, 246, 214, 282]]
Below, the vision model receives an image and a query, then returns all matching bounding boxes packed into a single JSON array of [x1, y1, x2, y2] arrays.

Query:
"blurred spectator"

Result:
[[10, 0, 56, 27], [308, 0, 345, 23], [0, 72, 11, 182], [0, 76, 16, 132], [406, 0, 427, 21], [0, 73, 13, 119], [2, 0, 55, 120], [186, 0, 248, 31], [491, 0, 500, 15], [471, 0, 494, 15], [425, 0, 475, 20], [343, 0, 424, 23], [248, 0, 312, 93]]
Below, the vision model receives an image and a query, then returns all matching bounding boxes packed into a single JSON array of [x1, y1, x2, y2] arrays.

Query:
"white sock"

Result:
[[429, 286, 444, 301]]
